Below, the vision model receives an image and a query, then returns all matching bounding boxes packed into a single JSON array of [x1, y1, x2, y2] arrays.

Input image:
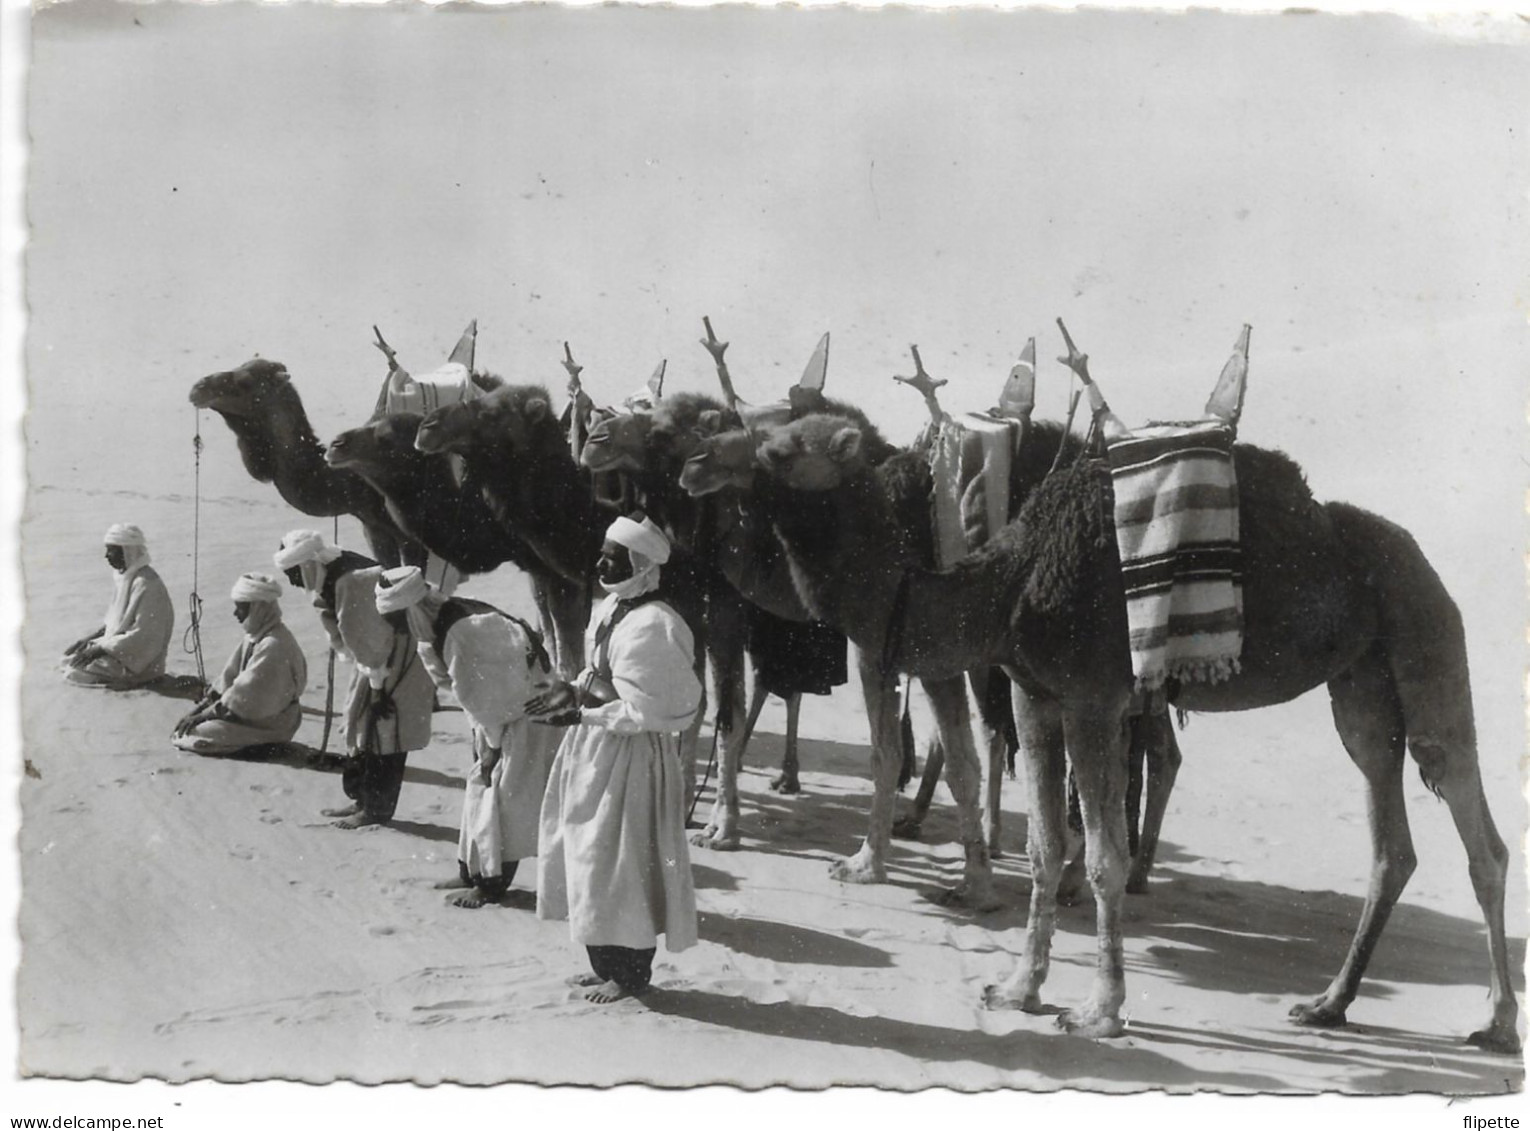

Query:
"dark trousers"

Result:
[[456, 858, 517, 897], [342, 752, 408, 820], [586, 945, 657, 992]]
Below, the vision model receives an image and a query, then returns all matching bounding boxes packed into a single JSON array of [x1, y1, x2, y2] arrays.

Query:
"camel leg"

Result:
[[924, 674, 999, 911], [693, 595, 748, 851], [534, 573, 589, 681], [1290, 652, 1415, 1032], [892, 736, 943, 840], [1126, 710, 1181, 895], [972, 667, 1015, 857], [983, 680, 1066, 1013], [830, 649, 900, 885], [772, 693, 803, 794], [1055, 698, 1132, 1038]]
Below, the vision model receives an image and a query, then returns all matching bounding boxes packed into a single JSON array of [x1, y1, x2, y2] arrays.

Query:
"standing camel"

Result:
[[706, 408, 1517, 1051], [412, 383, 600, 681], [324, 412, 540, 576], [189, 358, 418, 567]]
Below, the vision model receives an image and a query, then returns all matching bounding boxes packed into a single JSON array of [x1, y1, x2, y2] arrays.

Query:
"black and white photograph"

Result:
[[3, 0, 1527, 1121]]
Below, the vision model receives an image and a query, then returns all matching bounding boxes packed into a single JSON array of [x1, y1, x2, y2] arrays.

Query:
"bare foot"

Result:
[[447, 888, 490, 909], [566, 972, 605, 988], [433, 875, 473, 891], [333, 812, 385, 830], [585, 979, 635, 1004], [320, 802, 362, 818]]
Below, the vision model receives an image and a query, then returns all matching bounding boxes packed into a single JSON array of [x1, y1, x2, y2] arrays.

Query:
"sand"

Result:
[[7, 2, 1529, 1124]]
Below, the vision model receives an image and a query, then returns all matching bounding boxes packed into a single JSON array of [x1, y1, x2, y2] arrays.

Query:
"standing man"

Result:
[[172, 573, 306, 755], [274, 529, 433, 830], [63, 523, 175, 690], [374, 566, 562, 908], [528, 513, 702, 1003]]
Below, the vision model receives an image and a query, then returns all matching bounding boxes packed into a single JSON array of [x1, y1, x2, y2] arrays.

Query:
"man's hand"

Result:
[[68, 643, 106, 669], [369, 687, 396, 720], [531, 708, 581, 727], [580, 674, 618, 706], [526, 680, 576, 718]]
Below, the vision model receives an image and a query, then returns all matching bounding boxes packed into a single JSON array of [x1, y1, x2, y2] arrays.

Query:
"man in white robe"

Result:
[[274, 529, 434, 829], [62, 524, 175, 690], [528, 514, 702, 1003], [172, 574, 307, 756], [375, 566, 562, 908]]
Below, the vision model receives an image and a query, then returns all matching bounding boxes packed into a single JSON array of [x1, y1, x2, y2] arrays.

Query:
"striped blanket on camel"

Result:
[[1105, 420, 1243, 691]]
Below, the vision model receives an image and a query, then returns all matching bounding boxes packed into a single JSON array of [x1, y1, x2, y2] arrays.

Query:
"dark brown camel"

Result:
[[324, 412, 540, 576], [412, 383, 600, 680], [189, 358, 417, 567], [720, 410, 1518, 1051]]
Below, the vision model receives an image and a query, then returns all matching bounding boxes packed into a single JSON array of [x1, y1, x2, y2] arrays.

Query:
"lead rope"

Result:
[[183, 411, 209, 693]]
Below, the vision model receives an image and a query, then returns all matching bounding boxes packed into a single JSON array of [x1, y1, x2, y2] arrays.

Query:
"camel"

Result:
[[706, 407, 1518, 1051], [323, 412, 541, 576], [412, 383, 602, 681], [189, 358, 418, 566]]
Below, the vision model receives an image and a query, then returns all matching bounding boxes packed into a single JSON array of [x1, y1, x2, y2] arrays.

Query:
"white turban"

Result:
[[230, 572, 283, 604], [273, 528, 343, 570], [606, 515, 671, 566], [375, 565, 429, 614], [103, 524, 147, 548]]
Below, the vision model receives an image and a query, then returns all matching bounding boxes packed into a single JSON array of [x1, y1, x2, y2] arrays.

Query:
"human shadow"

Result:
[[642, 988, 1287, 1091], [697, 912, 894, 969], [402, 765, 465, 790], [386, 818, 459, 845]]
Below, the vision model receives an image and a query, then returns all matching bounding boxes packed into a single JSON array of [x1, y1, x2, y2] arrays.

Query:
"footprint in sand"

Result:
[[258, 812, 283, 825], [54, 802, 88, 814], [229, 846, 255, 861], [368, 925, 398, 937]]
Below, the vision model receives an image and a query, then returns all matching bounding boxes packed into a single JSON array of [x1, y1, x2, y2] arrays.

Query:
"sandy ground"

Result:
[[8, 3, 1530, 1122]]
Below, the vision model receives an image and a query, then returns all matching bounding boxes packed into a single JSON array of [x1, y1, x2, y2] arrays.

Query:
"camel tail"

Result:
[[1328, 503, 1477, 796]]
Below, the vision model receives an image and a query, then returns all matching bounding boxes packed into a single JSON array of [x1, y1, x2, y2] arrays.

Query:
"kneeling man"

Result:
[[172, 573, 307, 756], [63, 524, 174, 690]]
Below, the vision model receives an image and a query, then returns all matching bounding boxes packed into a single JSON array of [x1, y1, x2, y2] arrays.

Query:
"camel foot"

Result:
[[769, 774, 801, 794], [980, 983, 1043, 1013], [1058, 1008, 1126, 1039], [890, 817, 924, 841], [1125, 875, 1150, 896], [828, 848, 886, 885], [1288, 998, 1348, 1029], [689, 824, 741, 851], [1466, 1022, 1522, 1056], [935, 882, 1005, 914], [987, 838, 1005, 860], [586, 979, 639, 1004]]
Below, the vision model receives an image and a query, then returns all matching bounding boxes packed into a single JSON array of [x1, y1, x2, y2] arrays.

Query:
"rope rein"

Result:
[[183, 411, 209, 692]]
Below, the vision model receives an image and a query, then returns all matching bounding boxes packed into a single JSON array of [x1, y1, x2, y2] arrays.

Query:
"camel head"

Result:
[[580, 408, 652, 473], [756, 414, 868, 492], [679, 426, 758, 497], [189, 357, 294, 419], [326, 413, 426, 472], [416, 384, 557, 461]]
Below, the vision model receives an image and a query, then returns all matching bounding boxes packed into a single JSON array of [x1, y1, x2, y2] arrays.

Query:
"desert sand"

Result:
[[6, 2, 1529, 1125]]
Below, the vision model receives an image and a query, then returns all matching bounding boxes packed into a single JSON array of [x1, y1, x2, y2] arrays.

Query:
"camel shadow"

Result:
[[142, 674, 209, 702], [641, 988, 1287, 1091], [692, 864, 739, 892], [697, 912, 894, 969]]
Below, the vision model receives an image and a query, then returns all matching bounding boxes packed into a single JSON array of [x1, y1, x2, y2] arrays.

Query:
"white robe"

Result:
[[174, 606, 308, 753], [65, 563, 174, 686], [420, 610, 560, 876], [537, 597, 702, 950]]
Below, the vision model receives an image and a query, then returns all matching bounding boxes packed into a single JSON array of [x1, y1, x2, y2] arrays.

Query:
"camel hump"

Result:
[[1327, 501, 1477, 781]]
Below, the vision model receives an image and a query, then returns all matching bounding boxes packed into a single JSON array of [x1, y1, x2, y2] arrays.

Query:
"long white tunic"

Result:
[[420, 609, 560, 875], [537, 596, 702, 950], [174, 608, 308, 752], [67, 564, 175, 686], [323, 563, 433, 755]]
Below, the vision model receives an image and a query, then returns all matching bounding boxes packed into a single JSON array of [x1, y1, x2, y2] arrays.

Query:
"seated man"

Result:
[[62, 524, 174, 690], [375, 566, 561, 908], [171, 573, 308, 757]]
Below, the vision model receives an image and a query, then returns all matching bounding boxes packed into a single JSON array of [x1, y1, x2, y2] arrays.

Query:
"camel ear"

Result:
[[829, 426, 863, 464], [525, 397, 550, 423], [696, 410, 724, 438]]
